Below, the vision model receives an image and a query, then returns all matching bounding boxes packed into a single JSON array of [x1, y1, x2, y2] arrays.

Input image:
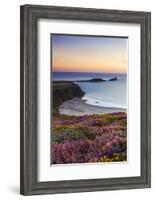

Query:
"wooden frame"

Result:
[[20, 4, 151, 195]]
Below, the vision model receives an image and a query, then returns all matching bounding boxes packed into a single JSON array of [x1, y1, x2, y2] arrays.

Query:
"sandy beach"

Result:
[[59, 97, 126, 116]]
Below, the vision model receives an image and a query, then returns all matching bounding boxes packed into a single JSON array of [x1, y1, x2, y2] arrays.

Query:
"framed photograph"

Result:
[[20, 4, 151, 195]]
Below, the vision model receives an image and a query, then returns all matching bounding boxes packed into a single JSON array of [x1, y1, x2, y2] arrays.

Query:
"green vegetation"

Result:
[[52, 81, 85, 115], [52, 112, 127, 164]]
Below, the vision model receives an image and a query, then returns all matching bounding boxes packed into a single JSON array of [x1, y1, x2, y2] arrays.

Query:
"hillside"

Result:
[[52, 81, 85, 115]]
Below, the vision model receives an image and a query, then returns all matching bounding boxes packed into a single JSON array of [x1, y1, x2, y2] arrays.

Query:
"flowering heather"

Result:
[[52, 112, 127, 164]]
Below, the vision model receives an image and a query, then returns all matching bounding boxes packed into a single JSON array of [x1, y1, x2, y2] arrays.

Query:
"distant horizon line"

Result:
[[52, 71, 127, 74]]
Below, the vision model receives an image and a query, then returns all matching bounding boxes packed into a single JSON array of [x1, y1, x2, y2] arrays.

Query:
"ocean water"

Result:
[[53, 72, 127, 109]]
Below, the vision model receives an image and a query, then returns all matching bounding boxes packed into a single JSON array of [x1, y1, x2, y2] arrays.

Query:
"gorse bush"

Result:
[[52, 112, 127, 164]]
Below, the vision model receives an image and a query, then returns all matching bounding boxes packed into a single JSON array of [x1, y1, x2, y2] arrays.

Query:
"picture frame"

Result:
[[20, 4, 151, 195]]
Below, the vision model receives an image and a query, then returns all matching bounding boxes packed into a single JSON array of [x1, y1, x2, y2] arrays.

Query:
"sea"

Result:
[[53, 72, 127, 109]]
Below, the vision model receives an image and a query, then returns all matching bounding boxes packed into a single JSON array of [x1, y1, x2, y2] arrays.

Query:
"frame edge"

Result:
[[20, 4, 151, 195]]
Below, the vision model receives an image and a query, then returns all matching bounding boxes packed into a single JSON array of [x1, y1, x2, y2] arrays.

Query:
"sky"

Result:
[[51, 34, 128, 74]]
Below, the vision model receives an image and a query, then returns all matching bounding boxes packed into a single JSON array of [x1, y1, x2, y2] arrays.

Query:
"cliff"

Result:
[[53, 81, 85, 115]]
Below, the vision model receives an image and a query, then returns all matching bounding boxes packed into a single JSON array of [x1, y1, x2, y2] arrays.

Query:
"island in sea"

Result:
[[52, 73, 127, 164]]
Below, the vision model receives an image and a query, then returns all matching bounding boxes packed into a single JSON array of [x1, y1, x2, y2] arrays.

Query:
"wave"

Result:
[[82, 96, 127, 109], [75, 80, 127, 109]]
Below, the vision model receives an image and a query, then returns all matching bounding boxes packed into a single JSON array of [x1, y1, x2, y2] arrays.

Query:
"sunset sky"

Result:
[[51, 34, 128, 74]]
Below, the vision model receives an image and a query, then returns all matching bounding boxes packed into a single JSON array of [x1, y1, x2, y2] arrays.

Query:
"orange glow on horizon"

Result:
[[51, 35, 128, 74], [52, 52, 127, 73]]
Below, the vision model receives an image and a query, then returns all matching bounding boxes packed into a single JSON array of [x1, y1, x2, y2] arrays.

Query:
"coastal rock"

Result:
[[77, 77, 117, 82], [53, 81, 85, 114], [77, 78, 106, 82], [109, 77, 117, 81], [89, 78, 106, 82]]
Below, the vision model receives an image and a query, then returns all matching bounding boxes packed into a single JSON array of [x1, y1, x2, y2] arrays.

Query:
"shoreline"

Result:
[[59, 97, 127, 116], [53, 81, 84, 114]]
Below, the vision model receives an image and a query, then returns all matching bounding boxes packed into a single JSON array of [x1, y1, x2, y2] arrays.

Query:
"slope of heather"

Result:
[[51, 112, 127, 164]]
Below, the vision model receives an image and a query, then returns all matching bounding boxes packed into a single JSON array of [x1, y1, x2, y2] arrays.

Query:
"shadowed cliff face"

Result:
[[52, 81, 85, 115]]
